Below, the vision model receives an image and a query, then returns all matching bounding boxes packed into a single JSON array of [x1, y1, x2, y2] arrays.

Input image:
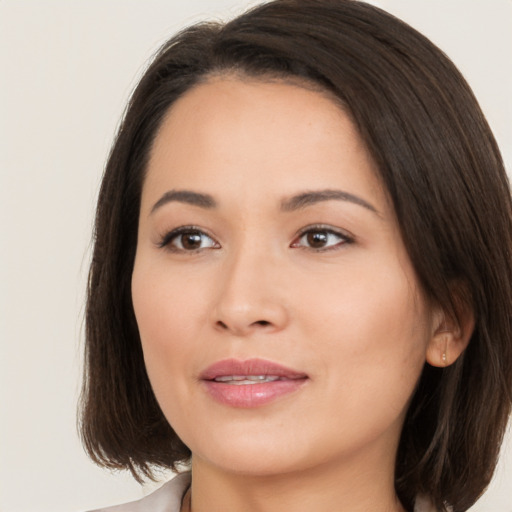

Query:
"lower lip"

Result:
[[202, 379, 307, 408]]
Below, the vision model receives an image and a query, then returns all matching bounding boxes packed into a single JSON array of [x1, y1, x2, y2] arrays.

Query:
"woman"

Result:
[[80, 1, 512, 511]]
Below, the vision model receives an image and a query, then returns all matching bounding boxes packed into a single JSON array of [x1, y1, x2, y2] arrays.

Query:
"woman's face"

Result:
[[132, 77, 440, 477]]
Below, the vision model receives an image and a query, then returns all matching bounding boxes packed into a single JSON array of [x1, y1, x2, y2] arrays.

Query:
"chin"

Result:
[[195, 450, 311, 477], [188, 427, 337, 479]]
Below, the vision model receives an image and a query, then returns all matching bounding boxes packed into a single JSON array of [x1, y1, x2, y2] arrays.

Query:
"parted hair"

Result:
[[80, 1, 512, 510]]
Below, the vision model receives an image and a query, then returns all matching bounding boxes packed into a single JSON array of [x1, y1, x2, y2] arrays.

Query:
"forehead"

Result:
[[143, 77, 387, 213]]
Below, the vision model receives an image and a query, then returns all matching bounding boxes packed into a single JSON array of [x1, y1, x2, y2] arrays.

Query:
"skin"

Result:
[[132, 77, 462, 512]]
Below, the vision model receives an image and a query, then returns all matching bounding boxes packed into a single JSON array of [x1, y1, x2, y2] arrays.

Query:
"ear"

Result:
[[426, 297, 475, 368]]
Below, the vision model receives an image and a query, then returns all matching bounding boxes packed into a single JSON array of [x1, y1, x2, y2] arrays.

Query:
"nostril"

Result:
[[214, 318, 276, 334]]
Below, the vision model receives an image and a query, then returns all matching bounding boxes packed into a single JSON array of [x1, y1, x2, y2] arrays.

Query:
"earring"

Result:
[[442, 352, 447, 366]]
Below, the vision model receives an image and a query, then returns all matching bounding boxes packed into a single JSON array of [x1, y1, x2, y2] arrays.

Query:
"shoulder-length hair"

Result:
[[80, 1, 512, 510]]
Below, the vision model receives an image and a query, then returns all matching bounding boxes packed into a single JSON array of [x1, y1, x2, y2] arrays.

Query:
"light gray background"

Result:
[[1, 1, 511, 511]]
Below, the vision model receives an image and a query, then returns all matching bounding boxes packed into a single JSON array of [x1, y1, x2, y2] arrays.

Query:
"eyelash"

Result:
[[291, 224, 354, 251], [157, 224, 354, 253], [157, 226, 219, 252]]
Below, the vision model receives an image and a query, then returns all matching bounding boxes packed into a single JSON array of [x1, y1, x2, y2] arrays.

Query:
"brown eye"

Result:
[[292, 227, 352, 251], [160, 228, 219, 252], [180, 232, 203, 250], [306, 231, 329, 248]]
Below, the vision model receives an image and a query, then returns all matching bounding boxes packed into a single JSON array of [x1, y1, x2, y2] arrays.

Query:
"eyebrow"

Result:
[[150, 188, 379, 216], [151, 190, 217, 214], [280, 189, 379, 215]]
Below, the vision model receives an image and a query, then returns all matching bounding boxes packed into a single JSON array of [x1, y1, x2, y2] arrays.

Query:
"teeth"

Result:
[[213, 375, 281, 384]]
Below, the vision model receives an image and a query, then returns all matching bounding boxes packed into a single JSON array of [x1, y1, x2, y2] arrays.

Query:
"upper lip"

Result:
[[200, 358, 308, 381]]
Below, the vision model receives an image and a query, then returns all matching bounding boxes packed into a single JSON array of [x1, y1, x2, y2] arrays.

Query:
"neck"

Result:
[[188, 449, 406, 512]]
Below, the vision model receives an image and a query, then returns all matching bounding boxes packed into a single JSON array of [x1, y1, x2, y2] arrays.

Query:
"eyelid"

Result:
[[290, 224, 355, 250], [157, 225, 220, 251], [156, 223, 353, 252]]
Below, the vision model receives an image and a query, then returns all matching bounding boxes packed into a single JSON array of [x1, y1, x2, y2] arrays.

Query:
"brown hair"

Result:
[[80, 1, 512, 510]]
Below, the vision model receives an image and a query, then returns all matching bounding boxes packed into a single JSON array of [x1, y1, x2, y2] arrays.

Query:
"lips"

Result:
[[200, 358, 308, 408]]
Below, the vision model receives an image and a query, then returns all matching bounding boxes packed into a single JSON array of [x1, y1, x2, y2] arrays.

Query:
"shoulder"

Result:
[[86, 472, 191, 512], [87, 474, 438, 512]]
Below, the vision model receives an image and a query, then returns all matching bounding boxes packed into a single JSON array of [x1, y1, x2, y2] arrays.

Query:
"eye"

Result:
[[159, 227, 220, 252], [291, 226, 353, 251]]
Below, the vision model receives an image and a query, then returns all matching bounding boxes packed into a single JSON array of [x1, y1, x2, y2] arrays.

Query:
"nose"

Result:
[[212, 246, 289, 337]]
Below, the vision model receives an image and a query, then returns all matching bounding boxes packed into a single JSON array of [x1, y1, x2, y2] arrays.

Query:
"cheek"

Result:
[[132, 256, 209, 341], [307, 292, 428, 453], [302, 262, 431, 396], [131, 264, 204, 405]]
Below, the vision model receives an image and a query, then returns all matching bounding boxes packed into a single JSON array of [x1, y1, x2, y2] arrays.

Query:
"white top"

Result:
[[88, 472, 437, 512]]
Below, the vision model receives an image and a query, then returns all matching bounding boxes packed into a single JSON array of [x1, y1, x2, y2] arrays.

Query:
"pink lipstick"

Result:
[[200, 358, 308, 408]]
